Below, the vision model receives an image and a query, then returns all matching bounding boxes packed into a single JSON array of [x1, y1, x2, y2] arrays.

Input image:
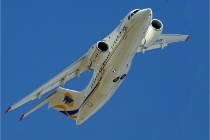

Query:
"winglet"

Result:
[[5, 106, 11, 113], [185, 35, 190, 41], [19, 114, 25, 121]]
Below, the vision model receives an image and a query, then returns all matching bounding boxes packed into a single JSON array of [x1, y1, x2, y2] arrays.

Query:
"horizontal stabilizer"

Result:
[[19, 91, 56, 121]]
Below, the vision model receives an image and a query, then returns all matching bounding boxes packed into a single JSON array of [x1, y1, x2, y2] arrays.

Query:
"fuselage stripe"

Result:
[[79, 23, 136, 111]]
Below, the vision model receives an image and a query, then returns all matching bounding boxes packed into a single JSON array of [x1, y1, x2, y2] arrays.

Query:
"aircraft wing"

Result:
[[6, 55, 88, 113], [137, 34, 189, 53]]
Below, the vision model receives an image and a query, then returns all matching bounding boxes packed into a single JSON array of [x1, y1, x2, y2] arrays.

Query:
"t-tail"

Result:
[[18, 87, 85, 121]]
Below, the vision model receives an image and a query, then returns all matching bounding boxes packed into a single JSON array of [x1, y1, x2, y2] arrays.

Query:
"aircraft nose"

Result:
[[140, 8, 152, 18]]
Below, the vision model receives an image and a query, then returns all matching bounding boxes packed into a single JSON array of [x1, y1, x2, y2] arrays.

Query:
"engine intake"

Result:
[[97, 41, 109, 52], [88, 41, 109, 70], [141, 19, 163, 48], [151, 19, 163, 30]]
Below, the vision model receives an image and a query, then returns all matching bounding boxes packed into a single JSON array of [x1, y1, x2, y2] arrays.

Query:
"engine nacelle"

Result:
[[88, 41, 109, 70], [141, 19, 163, 48]]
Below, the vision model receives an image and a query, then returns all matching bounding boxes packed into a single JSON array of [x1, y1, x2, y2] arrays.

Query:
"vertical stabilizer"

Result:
[[49, 87, 85, 120]]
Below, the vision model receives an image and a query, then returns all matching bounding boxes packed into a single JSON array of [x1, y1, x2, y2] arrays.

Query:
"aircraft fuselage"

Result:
[[6, 8, 189, 125], [76, 9, 152, 125]]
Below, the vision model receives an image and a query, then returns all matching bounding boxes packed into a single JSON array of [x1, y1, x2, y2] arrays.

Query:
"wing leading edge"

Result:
[[6, 55, 88, 113]]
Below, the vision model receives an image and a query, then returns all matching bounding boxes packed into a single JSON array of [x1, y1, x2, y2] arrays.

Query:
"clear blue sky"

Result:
[[2, 0, 209, 140]]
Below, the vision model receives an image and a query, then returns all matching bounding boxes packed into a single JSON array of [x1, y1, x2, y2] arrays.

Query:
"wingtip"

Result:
[[5, 106, 11, 113], [185, 35, 190, 41], [19, 114, 25, 121]]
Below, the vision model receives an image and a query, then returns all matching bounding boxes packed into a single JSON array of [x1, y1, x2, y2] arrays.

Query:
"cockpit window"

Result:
[[128, 9, 140, 20], [133, 9, 140, 14]]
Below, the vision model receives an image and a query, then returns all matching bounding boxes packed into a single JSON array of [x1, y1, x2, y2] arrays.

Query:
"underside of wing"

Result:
[[137, 34, 189, 53], [154, 34, 189, 44], [6, 55, 88, 113]]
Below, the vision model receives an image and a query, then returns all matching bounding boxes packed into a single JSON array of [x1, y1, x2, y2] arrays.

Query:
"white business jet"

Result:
[[6, 8, 189, 125]]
